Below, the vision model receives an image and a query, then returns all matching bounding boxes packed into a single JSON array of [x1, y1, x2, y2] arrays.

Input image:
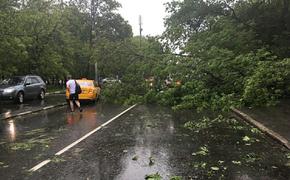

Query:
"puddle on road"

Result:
[[0, 102, 130, 179], [114, 106, 290, 180], [46, 105, 288, 179], [0, 94, 66, 119], [2, 104, 289, 180], [241, 99, 290, 142]]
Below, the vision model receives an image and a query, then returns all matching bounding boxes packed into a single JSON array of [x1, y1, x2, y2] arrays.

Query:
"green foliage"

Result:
[[243, 57, 290, 106], [156, 87, 182, 106], [144, 90, 158, 104], [145, 173, 162, 180], [170, 176, 182, 180], [155, 0, 290, 110], [184, 117, 213, 133], [124, 95, 143, 105], [0, 0, 132, 80], [101, 84, 126, 104], [1, 0, 290, 111], [192, 146, 210, 156], [100, 36, 166, 104], [182, 113, 290, 179]]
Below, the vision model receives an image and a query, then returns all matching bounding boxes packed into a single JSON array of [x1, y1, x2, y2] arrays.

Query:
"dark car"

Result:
[[0, 75, 46, 103]]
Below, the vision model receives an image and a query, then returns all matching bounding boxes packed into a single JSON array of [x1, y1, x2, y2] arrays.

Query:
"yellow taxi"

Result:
[[66, 78, 100, 101]]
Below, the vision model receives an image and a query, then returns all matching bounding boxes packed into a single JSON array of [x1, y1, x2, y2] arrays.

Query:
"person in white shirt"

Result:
[[66, 76, 82, 112]]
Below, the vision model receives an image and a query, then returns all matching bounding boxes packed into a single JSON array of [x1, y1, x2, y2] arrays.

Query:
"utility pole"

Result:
[[139, 15, 143, 48], [95, 62, 98, 83], [90, 0, 97, 80]]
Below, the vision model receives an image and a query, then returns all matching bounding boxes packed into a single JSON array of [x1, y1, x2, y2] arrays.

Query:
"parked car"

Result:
[[66, 78, 101, 102], [0, 75, 46, 103]]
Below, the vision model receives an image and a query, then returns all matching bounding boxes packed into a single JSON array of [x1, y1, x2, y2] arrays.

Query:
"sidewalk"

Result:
[[232, 99, 290, 150]]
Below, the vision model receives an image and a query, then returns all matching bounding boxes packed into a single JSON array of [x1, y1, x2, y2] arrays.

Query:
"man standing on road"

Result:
[[66, 76, 82, 112]]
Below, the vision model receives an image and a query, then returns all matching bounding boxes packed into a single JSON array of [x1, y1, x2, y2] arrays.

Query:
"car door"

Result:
[[31, 77, 41, 97], [24, 77, 34, 98]]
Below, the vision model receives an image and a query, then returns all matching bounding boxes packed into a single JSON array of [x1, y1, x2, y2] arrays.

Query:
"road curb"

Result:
[[231, 107, 290, 150], [1, 102, 67, 121], [46, 90, 65, 95]]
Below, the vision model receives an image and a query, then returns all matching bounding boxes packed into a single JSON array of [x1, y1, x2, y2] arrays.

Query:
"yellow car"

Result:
[[66, 79, 100, 101]]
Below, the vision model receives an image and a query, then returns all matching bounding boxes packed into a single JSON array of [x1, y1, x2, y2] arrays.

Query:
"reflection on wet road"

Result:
[[0, 94, 66, 119], [241, 99, 290, 142], [26, 105, 290, 180], [0, 103, 128, 180], [6, 120, 16, 142]]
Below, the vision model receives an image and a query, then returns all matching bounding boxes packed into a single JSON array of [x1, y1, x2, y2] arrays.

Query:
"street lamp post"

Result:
[[95, 62, 98, 83]]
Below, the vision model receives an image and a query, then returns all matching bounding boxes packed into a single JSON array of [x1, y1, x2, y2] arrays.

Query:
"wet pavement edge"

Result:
[[231, 107, 290, 150], [0, 103, 67, 121]]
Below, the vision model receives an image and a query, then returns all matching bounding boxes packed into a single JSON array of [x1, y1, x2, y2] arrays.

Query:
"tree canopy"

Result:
[[1, 0, 290, 110], [0, 0, 132, 81], [156, 0, 290, 110]]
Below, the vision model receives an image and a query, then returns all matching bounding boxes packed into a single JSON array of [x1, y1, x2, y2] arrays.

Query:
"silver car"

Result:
[[0, 75, 46, 103]]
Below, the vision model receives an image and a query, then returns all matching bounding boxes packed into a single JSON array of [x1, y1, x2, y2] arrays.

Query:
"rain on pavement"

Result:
[[241, 99, 290, 143], [0, 94, 66, 120], [0, 95, 129, 179], [0, 98, 289, 179]]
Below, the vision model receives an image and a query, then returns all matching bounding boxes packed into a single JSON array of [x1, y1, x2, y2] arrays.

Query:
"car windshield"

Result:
[[1, 77, 25, 85], [78, 81, 93, 87]]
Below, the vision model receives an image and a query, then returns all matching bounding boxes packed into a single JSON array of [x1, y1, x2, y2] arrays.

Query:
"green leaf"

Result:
[[211, 167, 219, 171], [145, 173, 162, 180]]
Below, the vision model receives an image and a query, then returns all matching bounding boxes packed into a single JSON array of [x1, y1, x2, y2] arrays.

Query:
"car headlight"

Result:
[[4, 88, 15, 93]]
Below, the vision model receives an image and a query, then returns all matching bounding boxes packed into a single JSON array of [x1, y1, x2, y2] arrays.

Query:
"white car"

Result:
[[102, 78, 121, 84]]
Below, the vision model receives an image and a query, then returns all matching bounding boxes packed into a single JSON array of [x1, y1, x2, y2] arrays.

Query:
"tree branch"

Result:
[[222, 1, 254, 29]]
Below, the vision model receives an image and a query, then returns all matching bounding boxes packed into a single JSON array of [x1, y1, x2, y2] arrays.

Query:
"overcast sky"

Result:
[[117, 0, 171, 36]]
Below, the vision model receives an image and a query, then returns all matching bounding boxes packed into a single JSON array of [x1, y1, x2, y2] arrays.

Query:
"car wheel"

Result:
[[16, 92, 24, 104], [39, 89, 45, 100]]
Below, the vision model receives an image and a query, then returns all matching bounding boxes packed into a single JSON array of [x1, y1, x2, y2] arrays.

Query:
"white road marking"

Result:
[[55, 104, 137, 155], [29, 104, 137, 172], [1, 103, 68, 120], [18, 111, 32, 116], [43, 106, 54, 110], [29, 159, 51, 172], [55, 126, 102, 156]]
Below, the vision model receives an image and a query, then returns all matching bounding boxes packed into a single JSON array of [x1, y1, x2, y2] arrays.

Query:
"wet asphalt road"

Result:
[[0, 94, 66, 119], [0, 99, 129, 180], [241, 99, 290, 142], [0, 99, 289, 179]]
